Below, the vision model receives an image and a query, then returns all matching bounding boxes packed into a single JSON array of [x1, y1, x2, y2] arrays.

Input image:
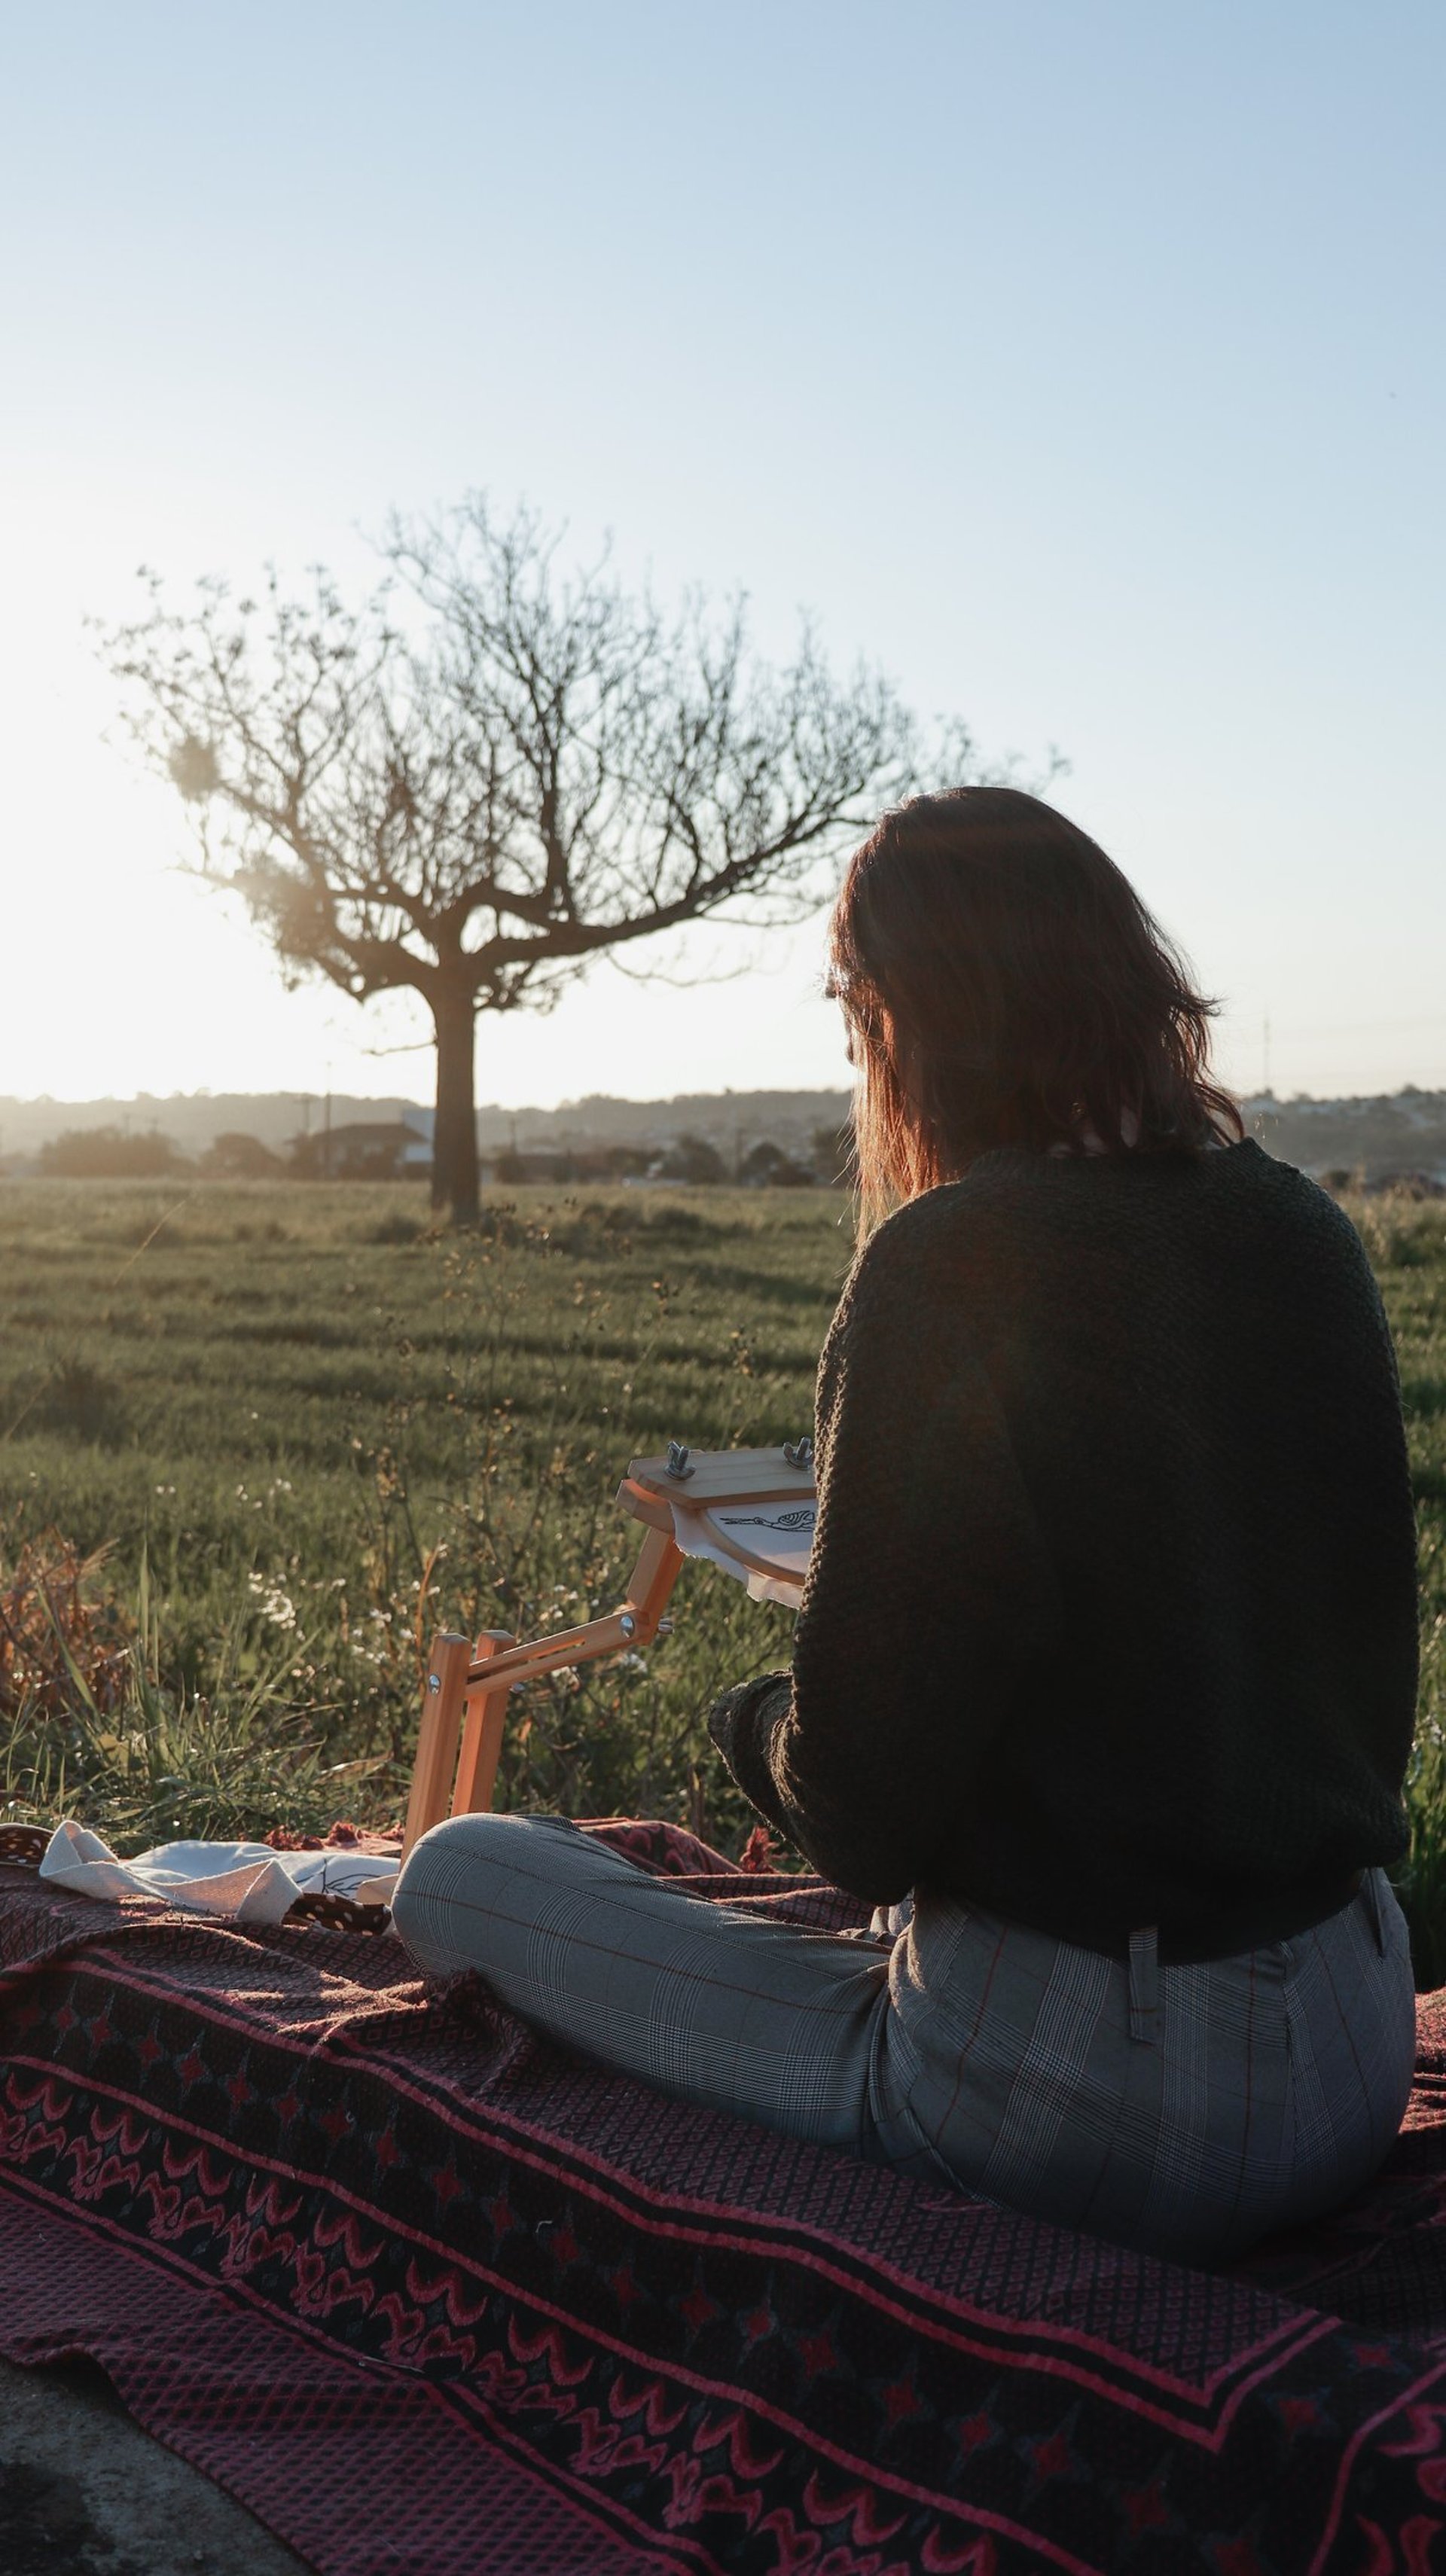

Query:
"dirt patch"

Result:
[[0, 2353, 310, 2574]]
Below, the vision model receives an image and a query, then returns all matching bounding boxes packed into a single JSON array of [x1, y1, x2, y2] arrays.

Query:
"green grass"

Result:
[[0, 1179, 847, 1855], [1361, 1193, 1446, 1984], [2, 1175, 1444, 1978]]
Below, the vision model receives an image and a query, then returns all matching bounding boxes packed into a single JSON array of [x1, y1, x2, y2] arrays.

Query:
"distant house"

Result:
[[290, 1119, 432, 1181]]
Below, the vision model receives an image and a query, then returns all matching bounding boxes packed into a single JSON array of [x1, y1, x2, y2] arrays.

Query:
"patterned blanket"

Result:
[[3, 1821, 1446, 2575]]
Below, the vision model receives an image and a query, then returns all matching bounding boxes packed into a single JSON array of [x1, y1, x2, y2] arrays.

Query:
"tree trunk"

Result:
[[431, 983, 480, 1221]]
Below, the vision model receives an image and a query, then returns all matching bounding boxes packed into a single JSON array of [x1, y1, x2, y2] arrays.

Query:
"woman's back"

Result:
[[712, 1138, 1415, 1951], [840, 1139, 1417, 1951]]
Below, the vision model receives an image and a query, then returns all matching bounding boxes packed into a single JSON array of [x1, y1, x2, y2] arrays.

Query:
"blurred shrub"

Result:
[[38, 1126, 191, 1179], [0, 1525, 133, 1720], [740, 1139, 815, 1190], [31, 1359, 130, 1447], [368, 1209, 428, 1245], [200, 1131, 286, 1179], [653, 1133, 726, 1184]]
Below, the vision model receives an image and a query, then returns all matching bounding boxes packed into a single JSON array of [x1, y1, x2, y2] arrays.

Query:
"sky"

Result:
[[0, 0, 1441, 1114]]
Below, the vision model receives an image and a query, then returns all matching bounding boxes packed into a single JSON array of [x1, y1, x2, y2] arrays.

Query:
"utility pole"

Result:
[[1262, 1013, 1272, 1096]]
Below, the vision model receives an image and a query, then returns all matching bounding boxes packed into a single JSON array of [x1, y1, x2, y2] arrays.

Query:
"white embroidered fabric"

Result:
[[38, 1820, 398, 1923], [669, 1499, 815, 1609]]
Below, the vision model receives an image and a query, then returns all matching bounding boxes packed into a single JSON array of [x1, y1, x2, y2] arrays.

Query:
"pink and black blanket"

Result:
[[3, 1820, 1446, 2574]]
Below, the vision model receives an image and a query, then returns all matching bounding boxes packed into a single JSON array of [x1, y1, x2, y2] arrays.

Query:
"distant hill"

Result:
[[0, 1087, 853, 1172], [1240, 1090, 1446, 1186], [0, 1091, 423, 1160], [2, 1085, 1443, 1186]]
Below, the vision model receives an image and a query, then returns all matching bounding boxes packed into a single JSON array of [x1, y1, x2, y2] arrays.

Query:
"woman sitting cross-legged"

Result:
[[392, 785, 1418, 2266]]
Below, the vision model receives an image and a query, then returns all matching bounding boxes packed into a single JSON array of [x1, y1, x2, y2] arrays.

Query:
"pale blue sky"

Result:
[[1, 2, 1440, 1107]]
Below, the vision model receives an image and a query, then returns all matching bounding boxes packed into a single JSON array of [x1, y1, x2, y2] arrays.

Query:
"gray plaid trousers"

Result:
[[391, 1812, 1417, 2263]]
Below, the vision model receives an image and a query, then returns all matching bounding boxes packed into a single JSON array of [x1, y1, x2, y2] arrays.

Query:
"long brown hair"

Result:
[[828, 787, 1242, 1228]]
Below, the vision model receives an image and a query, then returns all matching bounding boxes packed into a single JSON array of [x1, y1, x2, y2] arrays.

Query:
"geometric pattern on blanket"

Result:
[[3, 1821, 1446, 2575]]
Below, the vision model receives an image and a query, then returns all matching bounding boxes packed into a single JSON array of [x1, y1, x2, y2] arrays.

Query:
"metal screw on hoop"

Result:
[[665, 1441, 694, 1480], [782, 1437, 813, 1470]]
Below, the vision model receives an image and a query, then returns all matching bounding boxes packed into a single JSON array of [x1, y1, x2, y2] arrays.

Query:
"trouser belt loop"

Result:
[[1362, 1867, 1387, 1958], [1128, 1925, 1161, 2045]]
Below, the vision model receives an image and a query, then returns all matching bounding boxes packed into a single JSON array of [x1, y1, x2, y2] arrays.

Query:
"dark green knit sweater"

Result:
[[708, 1142, 1417, 1954]]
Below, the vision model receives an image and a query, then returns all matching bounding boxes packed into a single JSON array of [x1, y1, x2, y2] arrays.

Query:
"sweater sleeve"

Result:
[[708, 1210, 1061, 1901]]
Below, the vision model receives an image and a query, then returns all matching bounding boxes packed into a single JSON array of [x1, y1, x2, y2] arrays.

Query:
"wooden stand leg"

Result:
[[624, 1525, 686, 1634], [403, 1632, 471, 1859], [451, 1630, 517, 1818]]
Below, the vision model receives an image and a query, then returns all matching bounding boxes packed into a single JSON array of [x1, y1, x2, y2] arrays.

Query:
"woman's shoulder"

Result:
[[840, 1158, 1044, 1309], [847, 1140, 1363, 1296], [852, 1147, 1088, 1261]]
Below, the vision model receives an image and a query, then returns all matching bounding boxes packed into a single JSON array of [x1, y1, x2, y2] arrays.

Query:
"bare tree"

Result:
[[100, 500, 976, 1218]]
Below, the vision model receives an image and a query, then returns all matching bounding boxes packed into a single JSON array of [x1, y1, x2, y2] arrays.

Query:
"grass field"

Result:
[[0, 1179, 845, 1861], [2, 1176, 1444, 1973]]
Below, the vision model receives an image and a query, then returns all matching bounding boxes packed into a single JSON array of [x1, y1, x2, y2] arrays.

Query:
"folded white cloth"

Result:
[[38, 1821, 399, 1925]]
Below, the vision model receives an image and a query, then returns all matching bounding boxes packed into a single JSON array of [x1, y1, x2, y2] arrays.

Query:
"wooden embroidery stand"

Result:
[[401, 1442, 816, 1857]]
